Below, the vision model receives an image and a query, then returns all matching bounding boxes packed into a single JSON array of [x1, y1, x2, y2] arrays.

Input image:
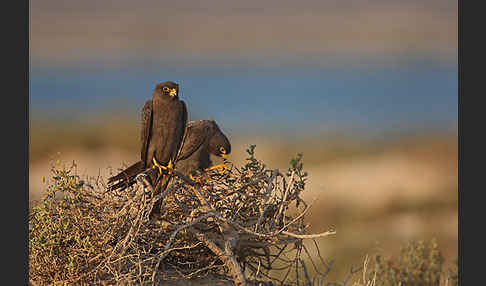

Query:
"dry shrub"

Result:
[[29, 145, 335, 285], [368, 240, 457, 286], [317, 248, 457, 286]]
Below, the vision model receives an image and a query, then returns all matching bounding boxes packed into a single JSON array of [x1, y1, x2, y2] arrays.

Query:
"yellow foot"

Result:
[[205, 164, 228, 175], [189, 173, 201, 184], [152, 157, 173, 177], [167, 159, 174, 175]]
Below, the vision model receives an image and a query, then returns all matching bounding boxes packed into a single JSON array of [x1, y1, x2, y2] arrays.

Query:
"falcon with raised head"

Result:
[[108, 81, 187, 191]]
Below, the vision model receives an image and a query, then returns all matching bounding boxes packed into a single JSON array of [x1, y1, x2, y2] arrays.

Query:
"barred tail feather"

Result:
[[107, 161, 145, 191]]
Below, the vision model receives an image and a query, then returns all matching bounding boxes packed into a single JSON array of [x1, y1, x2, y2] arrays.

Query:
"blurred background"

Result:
[[30, 0, 457, 281]]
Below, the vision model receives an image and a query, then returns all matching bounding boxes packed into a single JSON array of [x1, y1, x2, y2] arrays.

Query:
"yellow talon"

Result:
[[189, 173, 198, 182], [152, 158, 175, 177], [152, 157, 168, 176], [205, 164, 228, 175], [189, 173, 203, 184], [167, 159, 174, 175]]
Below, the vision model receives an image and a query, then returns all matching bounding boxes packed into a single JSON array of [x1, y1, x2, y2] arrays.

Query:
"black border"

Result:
[[24, 0, 29, 284], [6, 0, 29, 284], [459, 1, 482, 285], [26, 0, 30, 282]]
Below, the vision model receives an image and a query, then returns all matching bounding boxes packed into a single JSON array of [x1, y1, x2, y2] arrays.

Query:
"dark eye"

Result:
[[162, 86, 170, 92], [219, 147, 226, 153]]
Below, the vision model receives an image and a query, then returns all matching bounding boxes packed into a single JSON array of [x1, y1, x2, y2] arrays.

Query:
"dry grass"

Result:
[[352, 241, 458, 286]]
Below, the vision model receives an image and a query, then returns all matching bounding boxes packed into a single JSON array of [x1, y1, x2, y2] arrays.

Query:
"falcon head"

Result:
[[208, 120, 231, 158], [217, 145, 231, 158], [155, 81, 179, 98]]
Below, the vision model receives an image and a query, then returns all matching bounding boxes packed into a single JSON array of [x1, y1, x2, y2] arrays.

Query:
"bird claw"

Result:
[[205, 164, 228, 175], [152, 158, 173, 177], [189, 173, 200, 184], [167, 160, 174, 175]]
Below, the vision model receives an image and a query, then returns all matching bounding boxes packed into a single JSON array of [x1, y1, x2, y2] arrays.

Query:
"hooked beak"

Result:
[[169, 88, 177, 97]]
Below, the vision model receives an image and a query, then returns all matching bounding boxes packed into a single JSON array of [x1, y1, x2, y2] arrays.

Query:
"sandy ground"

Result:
[[304, 151, 457, 210], [30, 144, 457, 208]]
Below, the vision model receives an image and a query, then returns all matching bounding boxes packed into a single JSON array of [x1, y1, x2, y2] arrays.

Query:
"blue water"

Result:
[[29, 64, 457, 135]]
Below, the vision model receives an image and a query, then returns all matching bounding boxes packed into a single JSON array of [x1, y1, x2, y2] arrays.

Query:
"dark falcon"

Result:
[[177, 119, 231, 178], [108, 81, 187, 191], [107, 119, 230, 190]]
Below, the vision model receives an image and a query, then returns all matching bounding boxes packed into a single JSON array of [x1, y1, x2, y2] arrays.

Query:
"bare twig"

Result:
[[281, 230, 336, 239]]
